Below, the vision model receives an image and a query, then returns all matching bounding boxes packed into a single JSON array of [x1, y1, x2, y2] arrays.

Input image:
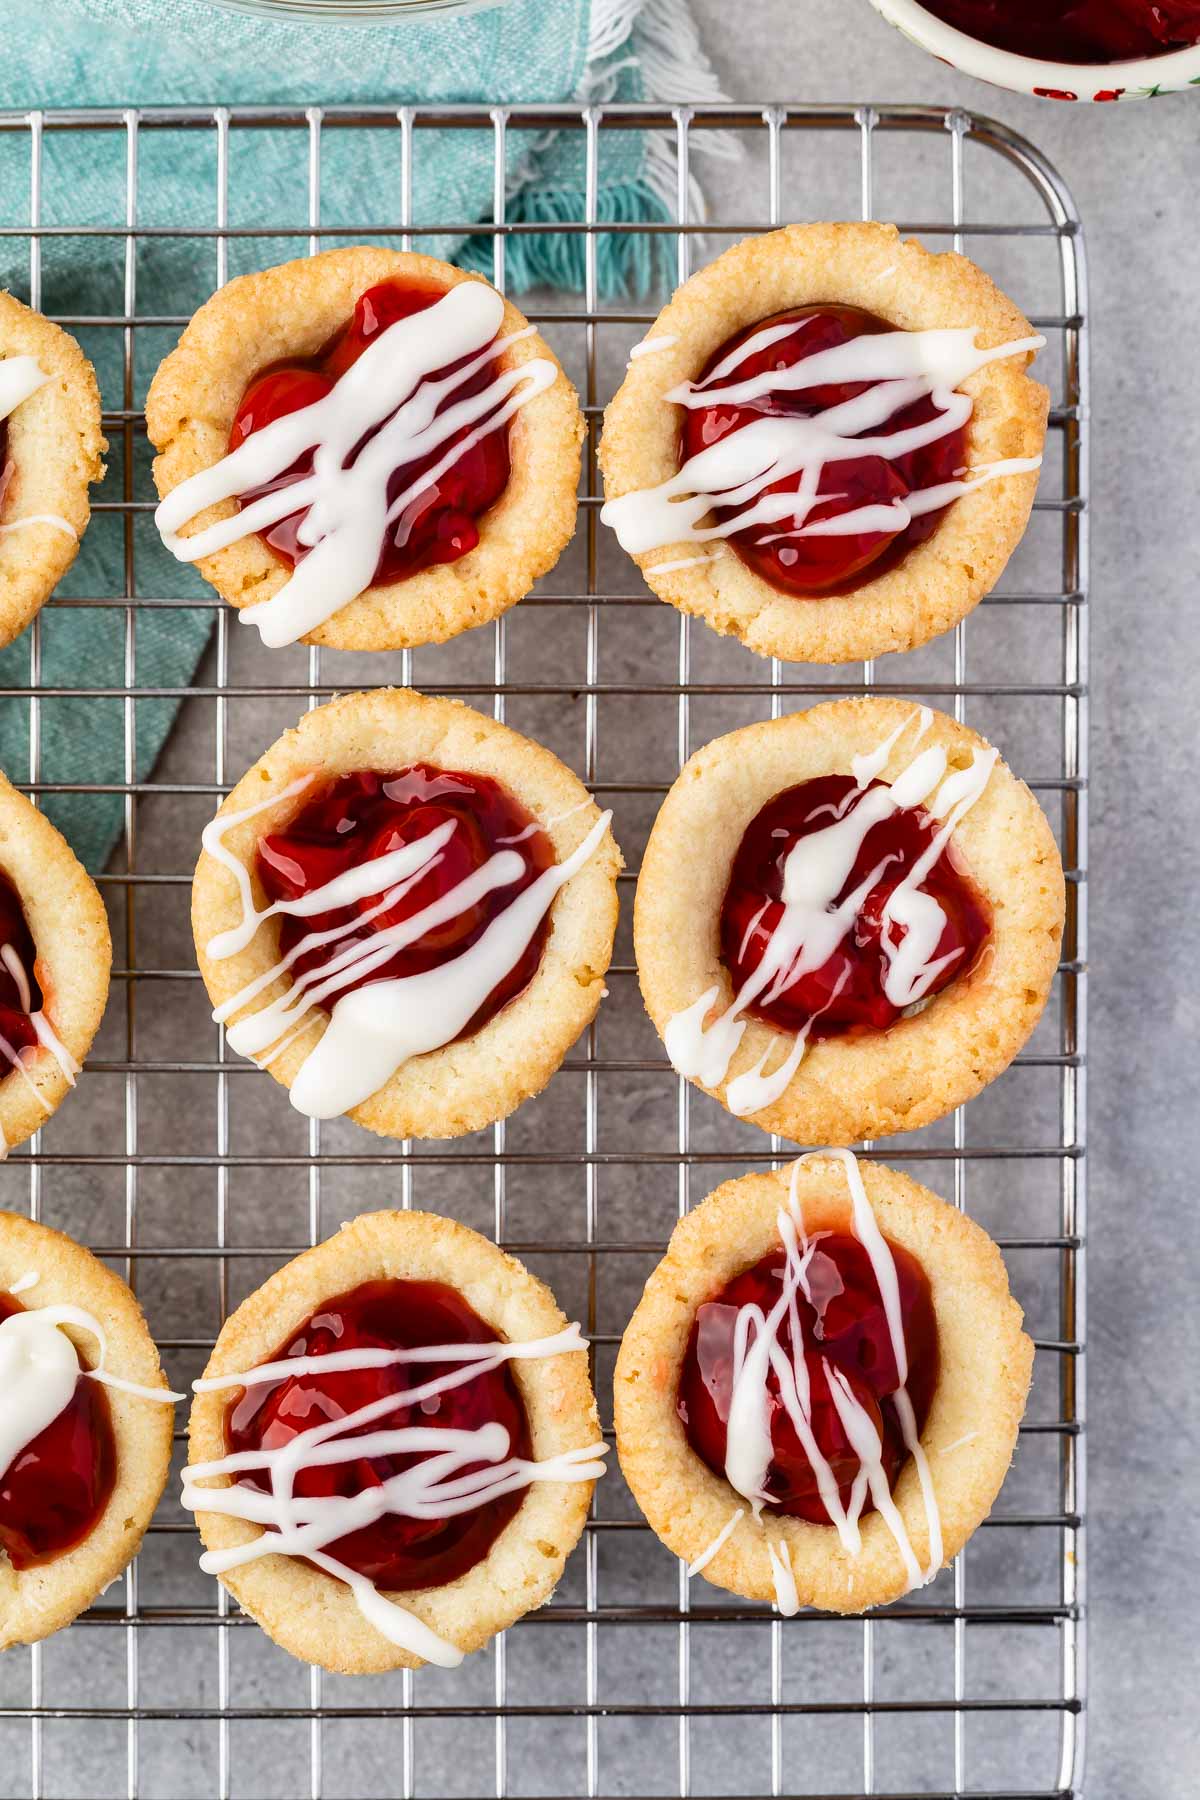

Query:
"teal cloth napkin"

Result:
[[0, 0, 724, 870]]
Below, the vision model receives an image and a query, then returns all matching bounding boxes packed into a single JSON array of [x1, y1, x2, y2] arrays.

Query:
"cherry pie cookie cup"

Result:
[[191, 687, 621, 1141], [614, 1155, 1033, 1616], [635, 698, 1064, 1145], [147, 247, 585, 652], [185, 1209, 603, 1674], [0, 1213, 177, 1648], [0, 292, 106, 649], [0, 771, 112, 1155], [599, 222, 1048, 666]]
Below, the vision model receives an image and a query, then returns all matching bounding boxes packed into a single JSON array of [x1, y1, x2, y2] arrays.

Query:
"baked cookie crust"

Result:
[[191, 688, 622, 1141], [599, 222, 1049, 665], [0, 1212, 176, 1648], [634, 697, 1065, 1144], [613, 1157, 1034, 1615], [0, 291, 106, 649], [188, 1209, 602, 1674], [0, 771, 112, 1154], [146, 247, 585, 651]]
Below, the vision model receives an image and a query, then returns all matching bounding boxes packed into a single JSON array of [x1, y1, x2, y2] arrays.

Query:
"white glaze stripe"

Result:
[[665, 707, 993, 1111], [686, 1505, 745, 1578], [0, 936, 82, 1100], [203, 783, 611, 1121], [717, 1151, 942, 1598], [182, 1322, 605, 1669], [0, 357, 49, 422], [600, 324, 1043, 560], [0, 1301, 181, 1481], [155, 284, 555, 649], [0, 512, 76, 541]]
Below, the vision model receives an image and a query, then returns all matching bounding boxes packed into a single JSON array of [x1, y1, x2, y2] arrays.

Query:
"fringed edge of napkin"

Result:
[[459, 0, 734, 297]]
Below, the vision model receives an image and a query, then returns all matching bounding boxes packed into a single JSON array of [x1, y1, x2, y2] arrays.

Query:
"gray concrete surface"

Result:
[[0, 4, 1195, 1795]]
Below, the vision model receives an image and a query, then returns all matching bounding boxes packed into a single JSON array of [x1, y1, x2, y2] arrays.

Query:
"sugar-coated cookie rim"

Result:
[[0, 1212, 175, 1648], [0, 291, 107, 649], [598, 222, 1049, 665], [0, 772, 112, 1153], [634, 697, 1065, 1144], [146, 247, 585, 651], [191, 688, 622, 1141], [188, 1209, 601, 1674], [613, 1158, 1034, 1615]]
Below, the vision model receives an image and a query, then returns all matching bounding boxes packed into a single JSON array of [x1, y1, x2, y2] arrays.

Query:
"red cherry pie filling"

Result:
[[920, 0, 1200, 61], [227, 1278, 533, 1591], [680, 306, 971, 599], [255, 765, 554, 1043], [678, 1234, 937, 1524], [231, 280, 512, 586], [0, 867, 43, 1060], [0, 1290, 116, 1570], [719, 774, 992, 1041]]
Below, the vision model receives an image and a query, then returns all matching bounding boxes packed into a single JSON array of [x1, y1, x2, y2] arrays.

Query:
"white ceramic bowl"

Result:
[[867, 0, 1200, 101]]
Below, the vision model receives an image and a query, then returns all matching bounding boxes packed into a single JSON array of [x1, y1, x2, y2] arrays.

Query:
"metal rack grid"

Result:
[[0, 103, 1087, 1800]]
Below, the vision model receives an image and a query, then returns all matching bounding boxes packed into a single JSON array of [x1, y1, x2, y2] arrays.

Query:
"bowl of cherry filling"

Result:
[[635, 697, 1065, 1145], [0, 1213, 179, 1648], [147, 246, 585, 652], [600, 222, 1048, 666], [866, 0, 1200, 101], [0, 292, 106, 650], [0, 770, 112, 1155], [615, 1152, 1033, 1615], [191, 686, 622, 1140], [184, 1209, 605, 1673]]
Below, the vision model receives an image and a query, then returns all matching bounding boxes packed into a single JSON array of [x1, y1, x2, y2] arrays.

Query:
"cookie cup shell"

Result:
[[146, 247, 585, 651], [613, 1157, 1033, 1614], [634, 697, 1064, 1144], [191, 688, 622, 1140], [599, 222, 1048, 665], [0, 292, 106, 649], [187, 1209, 602, 1674], [0, 772, 112, 1153], [0, 1213, 175, 1648]]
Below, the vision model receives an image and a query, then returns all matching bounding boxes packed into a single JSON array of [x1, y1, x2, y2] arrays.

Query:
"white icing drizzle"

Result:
[[664, 706, 996, 1114], [7, 1270, 38, 1295], [154, 283, 556, 649], [183, 1323, 607, 1669], [940, 1430, 978, 1457], [628, 333, 679, 362], [0, 512, 76, 541], [0, 1301, 182, 1482], [650, 549, 727, 576], [0, 936, 81, 1103], [716, 1151, 942, 1597], [600, 323, 1044, 561], [201, 778, 612, 1121], [0, 356, 49, 422], [686, 1504, 744, 1578]]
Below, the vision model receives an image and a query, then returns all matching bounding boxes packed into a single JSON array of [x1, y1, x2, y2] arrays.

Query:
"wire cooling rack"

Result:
[[0, 103, 1087, 1800]]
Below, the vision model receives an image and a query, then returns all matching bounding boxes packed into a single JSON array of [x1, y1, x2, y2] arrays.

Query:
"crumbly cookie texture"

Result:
[[614, 1157, 1034, 1615], [634, 697, 1065, 1144], [191, 687, 622, 1141], [0, 1212, 175, 1649], [146, 246, 585, 651], [188, 1209, 602, 1674], [599, 221, 1049, 665], [0, 771, 112, 1153], [0, 291, 106, 649]]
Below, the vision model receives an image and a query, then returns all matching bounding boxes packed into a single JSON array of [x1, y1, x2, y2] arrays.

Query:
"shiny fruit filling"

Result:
[[0, 1293, 116, 1569], [678, 1235, 937, 1522], [0, 868, 42, 1057], [226, 1278, 532, 1590], [680, 304, 970, 598], [256, 765, 553, 1040], [230, 279, 512, 585], [920, 0, 1200, 61], [720, 774, 990, 1040]]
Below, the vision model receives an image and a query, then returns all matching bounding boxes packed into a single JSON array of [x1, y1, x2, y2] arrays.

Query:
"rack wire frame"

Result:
[[0, 103, 1087, 1800]]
